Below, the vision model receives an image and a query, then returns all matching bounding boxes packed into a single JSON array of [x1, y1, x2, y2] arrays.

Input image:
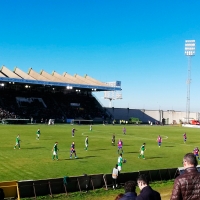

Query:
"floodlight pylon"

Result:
[[185, 40, 195, 123]]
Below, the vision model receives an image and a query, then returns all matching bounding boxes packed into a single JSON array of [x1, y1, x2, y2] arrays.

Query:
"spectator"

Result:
[[136, 174, 161, 200], [119, 181, 137, 200], [170, 152, 200, 200], [115, 193, 124, 200], [112, 164, 119, 189]]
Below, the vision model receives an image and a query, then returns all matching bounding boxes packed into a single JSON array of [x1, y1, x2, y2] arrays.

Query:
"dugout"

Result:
[[0, 181, 19, 199]]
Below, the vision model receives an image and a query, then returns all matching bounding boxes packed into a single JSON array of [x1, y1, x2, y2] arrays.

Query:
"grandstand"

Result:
[[0, 66, 121, 123]]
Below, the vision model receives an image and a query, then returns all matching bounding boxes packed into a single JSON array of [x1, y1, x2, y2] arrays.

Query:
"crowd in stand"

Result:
[[0, 88, 108, 122], [0, 107, 18, 120]]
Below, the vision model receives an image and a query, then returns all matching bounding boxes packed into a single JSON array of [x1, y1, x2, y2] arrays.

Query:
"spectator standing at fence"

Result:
[[72, 128, 77, 137], [119, 181, 137, 200], [84, 136, 89, 151], [138, 143, 146, 159], [157, 135, 162, 147], [90, 125, 92, 131], [14, 135, 21, 149], [112, 164, 119, 190], [170, 152, 200, 200], [136, 174, 161, 200], [36, 128, 41, 140], [31, 117, 33, 124], [52, 142, 59, 160]]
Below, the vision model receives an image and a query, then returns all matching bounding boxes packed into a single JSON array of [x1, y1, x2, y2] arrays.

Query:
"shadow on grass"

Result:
[[24, 147, 45, 149], [90, 149, 107, 151], [165, 146, 174, 147], [147, 156, 163, 159], [85, 155, 97, 158], [65, 156, 97, 160], [125, 151, 139, 154]]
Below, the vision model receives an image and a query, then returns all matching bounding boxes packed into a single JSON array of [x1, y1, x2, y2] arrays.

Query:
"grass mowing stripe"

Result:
[[0, 124, 199, 181]]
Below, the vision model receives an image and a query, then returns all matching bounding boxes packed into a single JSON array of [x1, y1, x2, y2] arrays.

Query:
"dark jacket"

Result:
[[136, 185, 161, 200], [119, 192, 137, 200], [170, 167, 200, 200]]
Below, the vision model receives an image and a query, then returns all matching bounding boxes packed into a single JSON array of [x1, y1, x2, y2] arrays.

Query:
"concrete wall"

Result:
[[105, 107, 199, 124]]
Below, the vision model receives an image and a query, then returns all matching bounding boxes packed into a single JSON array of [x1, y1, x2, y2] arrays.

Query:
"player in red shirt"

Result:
[[157, 135, 162, 147], [117, 139, 123, 154], [193, 147, 200, 161], [183, 133, 187, 143]]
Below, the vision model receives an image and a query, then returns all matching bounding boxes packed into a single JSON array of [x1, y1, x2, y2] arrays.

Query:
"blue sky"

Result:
[[0, 0, 200, 111]]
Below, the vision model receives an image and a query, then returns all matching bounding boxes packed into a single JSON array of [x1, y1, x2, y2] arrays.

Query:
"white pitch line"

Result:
[[81, 130, 197, 147], [81, 131, 169, 142]]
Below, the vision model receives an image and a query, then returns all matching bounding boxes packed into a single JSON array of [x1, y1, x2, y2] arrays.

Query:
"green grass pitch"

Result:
[[0, 124, 199, 182]]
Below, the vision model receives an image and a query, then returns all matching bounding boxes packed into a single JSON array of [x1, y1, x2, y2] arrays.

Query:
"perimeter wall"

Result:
[[0, 167, 178, 199]]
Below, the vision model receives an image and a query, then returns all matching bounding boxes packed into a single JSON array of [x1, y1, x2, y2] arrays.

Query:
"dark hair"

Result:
[[124, 181, 136, 193], [137, 174, 149, 185], [115, 193, 124, 200], [184, 153, 198, 166]]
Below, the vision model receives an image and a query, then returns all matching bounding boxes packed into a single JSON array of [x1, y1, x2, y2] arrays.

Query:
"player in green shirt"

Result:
[[52, 142, 59, 160], [14, 135, 21, 149], [84, 136, 89, 151], [138, 143, 146, 159], [36, 128, 41, 140], [117, 153, 123, 171]]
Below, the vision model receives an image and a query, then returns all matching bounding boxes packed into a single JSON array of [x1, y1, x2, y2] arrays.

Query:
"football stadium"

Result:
[[1, 66, 200, 200], [1, 0, 200, 199]]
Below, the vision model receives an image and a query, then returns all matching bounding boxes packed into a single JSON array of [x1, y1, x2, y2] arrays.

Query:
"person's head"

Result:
[[115, 193, 124, 200], [124, 181, 136, 193], [143, 143, 146, 145], [183, 153, 198, 168], [137, 174, 149, 190], [55, 142, 58, 144], [120, 153, 122, 157], [72, 141, 74, 144], [115, 164, 118, 169]]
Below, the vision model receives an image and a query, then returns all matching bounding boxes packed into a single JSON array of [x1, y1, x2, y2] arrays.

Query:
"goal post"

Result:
[[70, 119, 93, 125]]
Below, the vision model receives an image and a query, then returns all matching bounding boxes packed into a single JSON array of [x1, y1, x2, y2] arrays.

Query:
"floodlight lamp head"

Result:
[[185, 40, 195, 56]]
